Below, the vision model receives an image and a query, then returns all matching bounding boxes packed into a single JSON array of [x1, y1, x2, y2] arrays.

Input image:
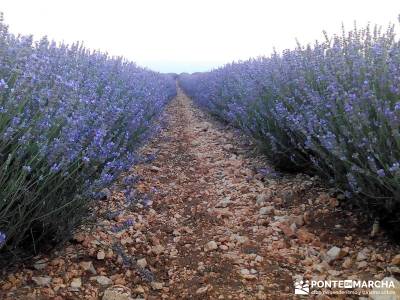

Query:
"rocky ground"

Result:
[[1, 88, 400, 299]]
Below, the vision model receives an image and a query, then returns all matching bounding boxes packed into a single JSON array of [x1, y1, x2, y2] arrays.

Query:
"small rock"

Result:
[[133, 285, 145, 294], [293, 215, 304, 227], [302, 258, 313, 266], [205, 241, 218, 251], [151, 245, 165, 255], [215, 197, 231, 208], [223, 144, 233, 151], [256, 193, 270, 206], [33, 259, 48, 270], [121, 237, 134, 245], [296, 228, 316, 243], [327, 270, 341, 276], [32, 276, 52, 286], [256, 291, 267, 299], [170, 248, 178, 257], [257, 219, 269, 226], [150, 282, 163, 290], [93, 276, 112, 286], [103, 285, 132, 300], [240, 268, 250, 275], [97, 250, 106, 260], [233, 235, 249, 244], [219, 245, 229, 251], [70, 278, 82, 288], [326, 246, 343, 263], [197, 262, 205, 272], [278, 223, 295, 237], [357, 261, 368, 269], [313, 262, 330, 273], [271, 240, 287, 250], [196, 285, 211, 295], [356, 251, 368, 262], [388, 266, 400, 275], [259, 206, 274, 215], [150, 166, 161, 172], [73, 232, 86, 243], [80, 261, 97, 274], [137, 258, 147, 268], [391, 254, 400, 265], [342, 258, 352, 269], [255, 255, 263, 263], [241, 274, 257, 280]]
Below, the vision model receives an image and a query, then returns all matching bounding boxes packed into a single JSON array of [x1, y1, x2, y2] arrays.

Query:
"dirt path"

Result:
[[1, 88, 400, 300], [132, 87, 292, 299]]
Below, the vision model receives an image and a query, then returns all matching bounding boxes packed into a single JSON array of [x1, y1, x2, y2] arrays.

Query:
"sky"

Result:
[[1, 0, 400, 73]]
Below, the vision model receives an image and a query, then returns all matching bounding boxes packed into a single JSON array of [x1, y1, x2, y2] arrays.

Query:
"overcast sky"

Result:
[[2, 0, 400, 73]]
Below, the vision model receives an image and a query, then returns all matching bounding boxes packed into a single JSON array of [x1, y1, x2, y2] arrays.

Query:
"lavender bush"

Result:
[[180, 21, 400, 232], [0, 16, 176, 261]]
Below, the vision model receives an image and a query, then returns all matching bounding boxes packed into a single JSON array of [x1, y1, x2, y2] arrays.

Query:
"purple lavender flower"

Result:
[[377, 169, 386, 177], [22, 165, 32, 173], [0, 232, 6, 246], [389, 162, 400, 173], [0, 79, 8, 90], [124, 218, 134, 226]]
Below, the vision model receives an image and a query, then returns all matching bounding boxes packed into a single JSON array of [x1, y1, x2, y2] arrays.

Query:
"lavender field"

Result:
[[1, 7, 400, 300], [180, 23, 400, 236], [0, 17, 176, 261]]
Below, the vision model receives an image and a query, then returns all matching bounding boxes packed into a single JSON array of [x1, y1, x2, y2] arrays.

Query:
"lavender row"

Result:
[[0, 17, 176, 261], [180, 22, 400, 231]]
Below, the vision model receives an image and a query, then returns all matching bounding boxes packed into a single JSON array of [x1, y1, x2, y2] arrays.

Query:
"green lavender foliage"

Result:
[[180, 21, 400, 232]]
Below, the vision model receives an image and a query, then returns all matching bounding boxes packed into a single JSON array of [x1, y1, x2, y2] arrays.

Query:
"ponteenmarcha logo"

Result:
[[294, 280, 310, 295], [293, 277, 397, 296]]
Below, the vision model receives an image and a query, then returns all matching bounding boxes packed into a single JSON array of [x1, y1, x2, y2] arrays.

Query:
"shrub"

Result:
[[179, 21, 400, 233], [0, 16, 176, 263]]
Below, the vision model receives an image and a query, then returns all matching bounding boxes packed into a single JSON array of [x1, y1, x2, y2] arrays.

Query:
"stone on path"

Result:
[[70, 278, 82, 289], [32, 276, 52, 286], [92, 276, 112, 286], [103, 285, 132, 300], [204, 240, 218, 251]]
